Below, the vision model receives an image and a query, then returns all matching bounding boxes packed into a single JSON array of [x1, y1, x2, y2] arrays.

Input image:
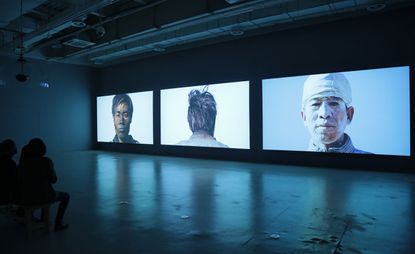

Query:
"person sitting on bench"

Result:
[[19, 138, 70, 232]]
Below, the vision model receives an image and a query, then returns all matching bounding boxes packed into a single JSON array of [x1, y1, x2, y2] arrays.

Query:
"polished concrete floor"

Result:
[[1, 151, 415, 254]]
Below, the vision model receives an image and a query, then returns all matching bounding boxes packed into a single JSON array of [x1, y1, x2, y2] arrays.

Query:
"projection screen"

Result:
[[262, 66, 410, 156], [161, 81, 250, 149], [97, 91, 153, 144]]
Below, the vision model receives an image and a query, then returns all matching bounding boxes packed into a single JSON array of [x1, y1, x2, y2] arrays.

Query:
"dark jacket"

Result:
[[18, 157, 57, 205], [0, 155, 17, 204]]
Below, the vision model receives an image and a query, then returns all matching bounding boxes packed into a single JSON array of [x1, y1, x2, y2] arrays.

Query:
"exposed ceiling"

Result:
[[0, 0, 413, 67]]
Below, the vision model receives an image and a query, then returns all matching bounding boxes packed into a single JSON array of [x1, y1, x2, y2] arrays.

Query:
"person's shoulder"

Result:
[[40, 156, 53, 161], [209, 137, 228, 148], [126, 138, 139, 144], [0, 156, 17, 169], [213, 140, 229, 148], [129, 135, 139, 144], [38, 157, 54, 167], [176, 140, 190, 146], [353, 149, 372, 154], [125, 135, 139, 144]]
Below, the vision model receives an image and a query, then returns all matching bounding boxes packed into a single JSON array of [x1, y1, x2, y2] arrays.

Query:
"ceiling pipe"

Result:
[[27, 0, 167, 54], [22, 0, 116, 49], [64, 0, 277, 59], [86, 0, 384, 63]]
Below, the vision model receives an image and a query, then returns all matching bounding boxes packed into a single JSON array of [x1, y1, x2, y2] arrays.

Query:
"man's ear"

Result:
[[346, 106, 354, 124]]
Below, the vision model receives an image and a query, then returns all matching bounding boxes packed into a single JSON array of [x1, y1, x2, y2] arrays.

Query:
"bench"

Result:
[[22, 203, 51, 238]]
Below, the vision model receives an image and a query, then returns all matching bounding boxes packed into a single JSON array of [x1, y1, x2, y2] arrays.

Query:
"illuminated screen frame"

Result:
[[262, 66, 411, 156], [97, 91, 153, 144], [161, 81, 250, 149]]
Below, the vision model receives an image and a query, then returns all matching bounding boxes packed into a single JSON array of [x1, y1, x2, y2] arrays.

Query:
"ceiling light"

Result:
[[229, 26, 244, 36], [95, 26, 106, 37], [152, 46, 166, 52], [40, 81, 49, 88], [366, 3, 386, 12], [63, 38, 96, 48], [225, 0, 241, 4], [93, 60, 104, 65], [71, 20, 86, 28], [51, 43, 63, 49]]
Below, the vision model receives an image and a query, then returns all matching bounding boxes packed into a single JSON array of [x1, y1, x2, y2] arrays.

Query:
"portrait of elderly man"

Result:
[[112, 94, 139, 144], [301, 73, 369, 153], [177, 88, 228, 148]]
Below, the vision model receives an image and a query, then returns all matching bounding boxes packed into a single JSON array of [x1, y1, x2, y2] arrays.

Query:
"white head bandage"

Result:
[[302, 73, 352, 109]]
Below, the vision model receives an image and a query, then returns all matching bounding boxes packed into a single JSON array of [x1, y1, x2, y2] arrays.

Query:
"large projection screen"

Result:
[[263, 66, 410, 156], [97, 91, 153, 144], [161, 81, 250, 149]]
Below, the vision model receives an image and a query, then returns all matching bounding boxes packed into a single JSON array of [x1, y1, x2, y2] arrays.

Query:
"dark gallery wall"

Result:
[[97, 7, 415, 172], [0, 55, 96, 157]]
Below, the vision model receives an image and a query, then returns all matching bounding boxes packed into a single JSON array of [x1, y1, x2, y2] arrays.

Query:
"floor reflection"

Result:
[[4, 151, 410, 254], [89, 153, 415, 254], [96, 154, 118, 217]]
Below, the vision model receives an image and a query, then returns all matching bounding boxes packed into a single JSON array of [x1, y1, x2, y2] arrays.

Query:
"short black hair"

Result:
[[112, 94, 133, 116], [1, 139, 16, 156], [187, 88, 217, 136], [28, 138, 47, 157]]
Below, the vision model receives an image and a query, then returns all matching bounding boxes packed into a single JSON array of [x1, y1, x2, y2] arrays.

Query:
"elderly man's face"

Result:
[[113, 103, 132, 141], [301, 96, 354, 145]]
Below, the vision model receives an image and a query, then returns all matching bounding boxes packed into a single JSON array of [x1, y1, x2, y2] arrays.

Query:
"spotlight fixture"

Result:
[[16, 56, 29, 82], [95, 26, 106, 37], [16, 0, 29, 83], [16, 73, 29, 82]]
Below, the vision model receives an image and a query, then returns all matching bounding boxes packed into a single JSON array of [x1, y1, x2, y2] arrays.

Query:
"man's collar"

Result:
[[309, 134, 354, 152], [113, 134, 138, 144]]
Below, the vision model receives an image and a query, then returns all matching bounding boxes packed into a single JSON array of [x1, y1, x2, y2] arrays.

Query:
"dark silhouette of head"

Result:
[[187, 88, 217, 136], [28, 138, 47, 157], [1, 139, 17, 157]]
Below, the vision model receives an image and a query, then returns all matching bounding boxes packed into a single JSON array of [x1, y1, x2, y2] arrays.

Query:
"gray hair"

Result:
[[187, 87, 217, 136]]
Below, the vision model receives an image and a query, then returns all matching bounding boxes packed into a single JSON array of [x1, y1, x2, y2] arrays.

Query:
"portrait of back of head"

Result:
[[175, 87, 228, 148], [161, 81, 250, 149], [97, 91, 154, 145], [262, 66, 410, 156]]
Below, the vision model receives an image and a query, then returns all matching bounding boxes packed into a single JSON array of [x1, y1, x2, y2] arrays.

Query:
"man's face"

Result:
[[113, 103, 132, 141], [301, 96, 354, 145]]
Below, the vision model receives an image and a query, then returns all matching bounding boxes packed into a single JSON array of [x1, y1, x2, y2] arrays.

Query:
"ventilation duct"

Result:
[[63, 38, 96, 48]]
